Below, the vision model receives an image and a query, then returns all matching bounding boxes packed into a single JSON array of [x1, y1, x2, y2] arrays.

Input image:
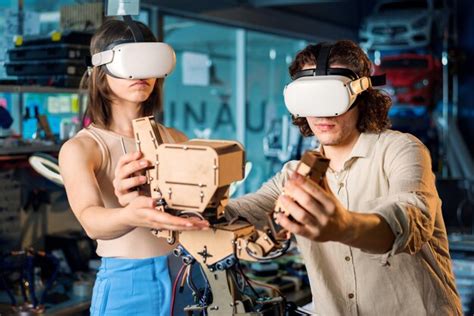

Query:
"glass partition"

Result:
[[245, 31, 307, 192], [163, 15, 307, 193], [163, 16, 238, 141]]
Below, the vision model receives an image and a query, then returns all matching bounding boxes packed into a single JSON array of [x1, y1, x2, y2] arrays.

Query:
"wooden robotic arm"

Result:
[[131, 116, 327, 315], [132, 116, 286, 261], [133, 116, 243, 216]]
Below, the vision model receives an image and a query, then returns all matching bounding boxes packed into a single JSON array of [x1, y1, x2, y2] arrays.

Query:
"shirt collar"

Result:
[[347, 132, 380, 159], [319, 132, 380, 164]]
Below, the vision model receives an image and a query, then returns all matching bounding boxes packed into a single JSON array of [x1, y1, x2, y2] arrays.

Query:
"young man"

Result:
[[226, 40, 462, 315], [113, 40, 462, 315]]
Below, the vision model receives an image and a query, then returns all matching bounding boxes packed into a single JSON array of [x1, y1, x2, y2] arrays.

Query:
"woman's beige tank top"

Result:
[[75, 123, 176, 258]]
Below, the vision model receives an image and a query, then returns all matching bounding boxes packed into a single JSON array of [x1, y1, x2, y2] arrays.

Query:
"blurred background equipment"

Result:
[[0, 248, 60, 315], [375, 53, 442, 108], [5, 30, 91, 88], [359, 0, 451, 51], [60, 2, 104, 31]]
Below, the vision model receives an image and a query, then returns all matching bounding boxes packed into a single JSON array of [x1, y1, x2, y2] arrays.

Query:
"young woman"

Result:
[[58, 19, 208, 316]]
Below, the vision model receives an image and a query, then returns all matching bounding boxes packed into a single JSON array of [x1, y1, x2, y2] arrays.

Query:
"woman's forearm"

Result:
[[77, 206, 134, 240]]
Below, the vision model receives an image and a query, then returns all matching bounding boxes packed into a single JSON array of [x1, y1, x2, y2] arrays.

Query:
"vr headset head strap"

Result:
[[370, 74, 386, 86], [315, 42, 333, 76], [123, 15, 144, 42], [292, 67, 358, 81], [292, 42, 358, 80], [104, 39, 135, 51]]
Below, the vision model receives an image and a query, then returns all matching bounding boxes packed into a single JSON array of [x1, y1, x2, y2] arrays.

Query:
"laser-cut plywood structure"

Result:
[[132, 116, 329, 315]]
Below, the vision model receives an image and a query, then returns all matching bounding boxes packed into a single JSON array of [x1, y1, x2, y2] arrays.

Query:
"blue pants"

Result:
[[90, 256, 171, 316]]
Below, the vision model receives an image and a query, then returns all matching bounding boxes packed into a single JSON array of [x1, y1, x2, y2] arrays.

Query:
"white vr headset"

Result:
[[91, 42, 176, 79], [283, 43, 385, 117], [90, 16, 176, 79]]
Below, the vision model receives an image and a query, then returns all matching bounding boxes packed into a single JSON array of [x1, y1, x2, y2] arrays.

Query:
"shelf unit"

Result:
[[0, 85, 86, 94], [0, 84, 87, 151]]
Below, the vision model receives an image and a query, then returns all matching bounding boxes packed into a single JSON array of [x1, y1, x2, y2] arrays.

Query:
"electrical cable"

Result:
[[249, 277, 286, 316], [245, 238, 291, 261], [243, 271, 286, 316], [180, 211, 206, 221], [294, 307, 312, 315], [248, 278, 283, 297], [197, 265, 210, 309], [170, 264, 187, 316], [230, 268, 257, 312], [180, 265, 189, 290], [186, 265, 200, 302], [236, 262, 260, 299], [236, 267, 246, 293]]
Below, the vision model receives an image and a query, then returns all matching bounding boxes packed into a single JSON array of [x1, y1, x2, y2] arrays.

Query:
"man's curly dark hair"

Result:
[[288, 40, 392, 137]]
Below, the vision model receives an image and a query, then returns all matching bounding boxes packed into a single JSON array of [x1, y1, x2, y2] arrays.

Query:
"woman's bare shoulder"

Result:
[[59, 135, 101, 170]]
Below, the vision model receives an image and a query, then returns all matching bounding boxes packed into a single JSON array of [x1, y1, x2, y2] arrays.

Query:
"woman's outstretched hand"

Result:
[[120, 195, 209, 231]]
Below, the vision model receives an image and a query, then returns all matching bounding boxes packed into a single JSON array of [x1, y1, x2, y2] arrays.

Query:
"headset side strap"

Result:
[[349, 77, 371, 95]]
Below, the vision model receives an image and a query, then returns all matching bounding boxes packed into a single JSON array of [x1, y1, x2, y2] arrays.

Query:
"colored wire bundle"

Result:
[[170, 264, 187, 316]]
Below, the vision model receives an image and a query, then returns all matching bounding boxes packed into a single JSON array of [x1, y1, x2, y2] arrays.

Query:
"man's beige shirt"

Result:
[[227, 130, 462, 315]]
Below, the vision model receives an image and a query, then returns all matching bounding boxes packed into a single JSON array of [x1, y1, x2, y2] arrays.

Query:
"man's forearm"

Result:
[[340, 212, 395, 254]]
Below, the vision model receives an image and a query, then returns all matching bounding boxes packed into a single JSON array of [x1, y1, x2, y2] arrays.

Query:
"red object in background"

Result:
[[375, 53, 441, 107]]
